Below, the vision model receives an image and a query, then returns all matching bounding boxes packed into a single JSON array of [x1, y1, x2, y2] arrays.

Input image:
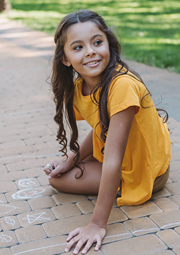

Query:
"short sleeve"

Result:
[[73, 104, 84, 121], [108, 76, 141, 117]]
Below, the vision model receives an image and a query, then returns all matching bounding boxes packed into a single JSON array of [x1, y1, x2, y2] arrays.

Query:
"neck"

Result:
[[82, 76, 101, 96]]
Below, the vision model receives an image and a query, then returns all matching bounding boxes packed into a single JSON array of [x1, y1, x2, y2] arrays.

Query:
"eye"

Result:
[[73, 45, 83, 50], [94, 40, 103, 46]]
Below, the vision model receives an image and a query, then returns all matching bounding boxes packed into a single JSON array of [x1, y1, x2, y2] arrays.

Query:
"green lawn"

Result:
[[3, 0, 180, 73]]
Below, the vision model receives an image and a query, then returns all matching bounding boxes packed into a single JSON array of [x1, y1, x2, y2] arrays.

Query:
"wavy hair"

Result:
[[51, 9, 168, 175]]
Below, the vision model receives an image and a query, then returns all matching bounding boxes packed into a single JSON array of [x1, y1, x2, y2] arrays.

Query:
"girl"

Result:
[[44, 10, 171, 254]]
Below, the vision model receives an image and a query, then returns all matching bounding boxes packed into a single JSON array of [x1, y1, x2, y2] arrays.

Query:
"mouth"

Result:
[[84, 60, 101, 66]]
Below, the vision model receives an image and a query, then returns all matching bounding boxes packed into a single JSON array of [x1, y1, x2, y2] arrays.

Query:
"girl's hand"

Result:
[[43, 158, 73, 179], [65, 223, 106, 254]]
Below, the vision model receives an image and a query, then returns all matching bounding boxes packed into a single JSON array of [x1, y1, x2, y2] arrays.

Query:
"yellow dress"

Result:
[[73, 73, 171, 206]]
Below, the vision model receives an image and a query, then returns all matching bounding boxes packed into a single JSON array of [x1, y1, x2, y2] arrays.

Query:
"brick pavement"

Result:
[[0, 17, 180, 255]]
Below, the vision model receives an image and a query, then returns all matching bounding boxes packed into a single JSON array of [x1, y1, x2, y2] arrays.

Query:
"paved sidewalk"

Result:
[[0, 17, 180, 255]]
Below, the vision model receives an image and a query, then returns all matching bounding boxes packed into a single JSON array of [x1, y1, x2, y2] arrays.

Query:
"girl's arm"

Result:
[[44, 129, 93, 178], [65, 106, 136, 254]]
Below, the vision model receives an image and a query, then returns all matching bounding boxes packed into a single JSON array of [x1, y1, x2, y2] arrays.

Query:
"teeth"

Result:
[[87, 61, 98, 65]]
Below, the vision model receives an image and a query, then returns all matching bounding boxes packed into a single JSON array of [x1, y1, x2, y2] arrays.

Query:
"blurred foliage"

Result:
[[4, 0, 180, 72]]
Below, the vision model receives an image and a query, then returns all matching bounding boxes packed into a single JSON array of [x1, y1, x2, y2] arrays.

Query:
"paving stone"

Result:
[[151, 188, 171, 199], [153, 197, 179, 211], [0, 216, 20, 230], [17, 209, 55, 227], [101, 234, 167, 255], [0, 248, 12, 255], [0, 140, 26, 150], [0, 194, 7, 203], [170, 161, 180, 172], [0, 165, 7, 173], [151, 251, 175, 255], [65, 248, 104, 255], [0, 231, 18, 248], [0, 181, 17, 193], [107, 208, 128, 224], [15, 225, 46, 243], [6, 158, 48, 172], [156, 229, 180, 248], [6, 186, 55, 202], [0, 201, 31, 217], [169, 194, 180, 207], [51, 204, 81, 219], [11, 235, 67, 255], [24, 137, 45, 145], [171, 151, 180, 161], [15, 178, 40, 189], [28, 195, 56, 210], [0, 145, 35, 157], [103, 223, 132, 244], [24, 167, 43, 178], [165, 182, 180, 195], [173, 246, 180, 255], [43, 214, 92, 236], [0, 171, 26, 182], [150, 210, 180, 229], [52, 192, 88, 205], [121, 201, 162, 219], [170, 170, 180, 182], [76, 200, 95, 214], [124, 217, 159, 236], [175, 226, 180, 234], [37, 175, 50, 186]]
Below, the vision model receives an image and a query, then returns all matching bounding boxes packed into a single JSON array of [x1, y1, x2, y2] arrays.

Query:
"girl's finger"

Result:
[[81, 239, 94, 254], [94, 237, 102, 251], [73, 238, 87, 255], [66, 228, 80, 242]]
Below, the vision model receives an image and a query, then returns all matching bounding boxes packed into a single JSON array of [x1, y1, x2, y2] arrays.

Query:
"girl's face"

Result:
[[62, 21, 110, 85]]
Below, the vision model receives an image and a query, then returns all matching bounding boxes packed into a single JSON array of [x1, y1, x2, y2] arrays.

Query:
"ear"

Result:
[[61, 55, 71, 67]]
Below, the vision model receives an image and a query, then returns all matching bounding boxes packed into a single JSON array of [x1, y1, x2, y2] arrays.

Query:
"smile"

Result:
[[84, 60, 101, 66]]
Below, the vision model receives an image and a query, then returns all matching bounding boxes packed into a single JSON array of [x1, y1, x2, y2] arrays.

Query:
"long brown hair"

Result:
[[51, 10, 168, 173]]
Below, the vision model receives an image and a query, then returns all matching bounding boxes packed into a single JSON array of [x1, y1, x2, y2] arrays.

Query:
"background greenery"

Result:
[[3, 0, 180, 73]]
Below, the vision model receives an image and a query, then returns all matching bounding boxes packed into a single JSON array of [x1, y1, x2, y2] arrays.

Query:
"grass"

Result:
[[2, 0, 180, 73]]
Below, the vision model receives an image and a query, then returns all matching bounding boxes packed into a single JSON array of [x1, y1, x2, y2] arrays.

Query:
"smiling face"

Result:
[[62, 21, 110, 86]]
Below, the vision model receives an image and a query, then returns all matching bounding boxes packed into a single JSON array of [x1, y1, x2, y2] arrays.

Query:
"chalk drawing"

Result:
[[132, 227, 159, 235], [22, 212, 51, 224], [12, 188, 45, 200], [0, 204, 18, 216], [18, 179, 36, 188], [0, 200, 4, 203], [0, 233, 12, 243], [4, 217, 16, 226]]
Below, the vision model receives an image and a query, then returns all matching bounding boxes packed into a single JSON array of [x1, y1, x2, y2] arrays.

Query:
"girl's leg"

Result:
[[49, 161, 102, 195]]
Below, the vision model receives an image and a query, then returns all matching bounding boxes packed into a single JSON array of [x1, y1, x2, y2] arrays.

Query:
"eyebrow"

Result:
[[70, 34, 103, 46]]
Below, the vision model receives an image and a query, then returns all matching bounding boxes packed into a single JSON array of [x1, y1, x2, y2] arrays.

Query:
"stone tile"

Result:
[[17, 209, 55, 227], [151, 251, 175, 255], [153, 197, 179, 211], [0, 248, 12, 255], [1, 145, 36, 157], [28, 196, 56, 210], [151, 188, 171, 199], [121, 201, 162, 219], [37, 175, 50, 186], [124, 217, 159, 236], [6, 158, 47, 172], [101, 234, 167, 255], [150, 210, 180, 229], [0, 231, 18, 248], [0, 182, 17, 193], [169, 170, 180, 182], [0, 140, 26, 150], [0, 171, 26, 182], [15, 178, 40, 189], [15, 225, 46, 243], [0, 165, 7, 173], [34, 142, 50, 151], [76, 200, 95, 214], [0, 201, 31, 217], [171, 151, 180, 161], [65, 248, 103, 255], [0, 216, 20, 230], [24, 137, 45, 145], [103, 223, 132, 244], [43, 214, 92, 236], [165, 182, 180, 195], [24, 167, 43, 178], [169, 194, 180, 207], [51, 204, 81, 219], [0, 194, 7, 203], [175, 226, 180, 234], [170, 161, 180, 172], [107, 208, 128, 224], [52, 192, 88, 205], [156, 229, 180, 248], [11, 235, 67, 255], [173, 246, 180, 255], [6, 186, 55, 202]]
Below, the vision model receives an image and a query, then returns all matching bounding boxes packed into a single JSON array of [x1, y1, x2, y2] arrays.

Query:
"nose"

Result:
[[85, 45, 96, 57]]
